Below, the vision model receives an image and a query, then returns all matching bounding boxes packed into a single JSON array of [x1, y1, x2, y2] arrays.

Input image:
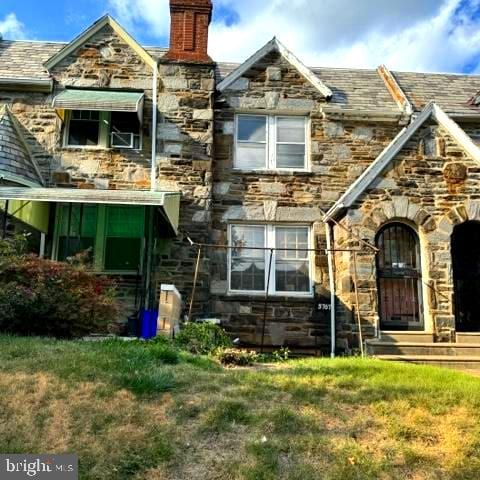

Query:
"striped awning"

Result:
[[52, 89, 145, 113]]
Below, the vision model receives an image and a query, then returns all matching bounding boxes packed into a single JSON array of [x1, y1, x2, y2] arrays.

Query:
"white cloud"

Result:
[[108, 0, 480, 73], [108, 0, 170, 39], [0, 13, 26, 40]]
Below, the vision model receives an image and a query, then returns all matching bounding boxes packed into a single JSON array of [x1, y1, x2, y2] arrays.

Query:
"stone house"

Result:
[[2, 0, 480, 358]]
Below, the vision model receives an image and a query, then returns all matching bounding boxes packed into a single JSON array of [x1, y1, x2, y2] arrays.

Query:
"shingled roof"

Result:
[[0, 106, 44, 186], [216, 62, 480, 116], [1, 38, 480, 116], [0, 40, 168, 81], [392, 71, 480, 116]]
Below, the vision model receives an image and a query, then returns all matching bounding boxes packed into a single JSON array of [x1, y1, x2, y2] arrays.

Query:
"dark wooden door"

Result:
[[376, 223, 424, 331], [452, 221, 480, 332]]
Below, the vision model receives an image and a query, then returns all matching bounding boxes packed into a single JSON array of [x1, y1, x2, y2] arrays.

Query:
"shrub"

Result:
[[174, 322, 231, 355], [215, 348, 259, 367], [257, 347, 291, 363], [0, 240, 118, 338]]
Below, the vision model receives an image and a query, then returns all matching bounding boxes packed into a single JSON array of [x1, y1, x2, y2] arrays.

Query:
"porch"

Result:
[[0, 187, 181, 333]]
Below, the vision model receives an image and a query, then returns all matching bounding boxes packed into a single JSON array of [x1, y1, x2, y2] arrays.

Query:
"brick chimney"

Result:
[[166, 0, 213, 63]]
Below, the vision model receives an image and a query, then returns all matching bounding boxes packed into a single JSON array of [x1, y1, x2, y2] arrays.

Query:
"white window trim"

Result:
[[234, 114, 310, 172], [227, 223, 314, 297], [63, 110, 143, 151]]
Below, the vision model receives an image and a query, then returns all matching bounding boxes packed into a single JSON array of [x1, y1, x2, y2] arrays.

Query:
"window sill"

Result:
[[225, 292, 314, 301], [61, 146, 141, 152], [231, 169, 313, 176]]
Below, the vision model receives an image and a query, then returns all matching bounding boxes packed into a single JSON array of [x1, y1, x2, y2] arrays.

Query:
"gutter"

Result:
[[0, 78, 53, 93], [325, 221, 336, 358], [150, 60, 159, 192]]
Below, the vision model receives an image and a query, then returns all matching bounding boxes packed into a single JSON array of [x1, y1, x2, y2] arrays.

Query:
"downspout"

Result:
[[150, 60, 159, 192], [325, 221, 336, 359]]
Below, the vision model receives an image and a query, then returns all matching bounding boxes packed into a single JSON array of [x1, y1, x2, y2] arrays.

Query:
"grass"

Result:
[[0, 336, 480, 479]]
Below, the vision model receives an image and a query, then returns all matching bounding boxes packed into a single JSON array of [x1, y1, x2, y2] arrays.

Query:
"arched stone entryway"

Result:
[[376, 222, 424, 331], [452, 221, 480, 332]]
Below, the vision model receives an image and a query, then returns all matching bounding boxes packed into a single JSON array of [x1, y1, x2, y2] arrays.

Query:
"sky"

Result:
[[1, 0, 480, 73]]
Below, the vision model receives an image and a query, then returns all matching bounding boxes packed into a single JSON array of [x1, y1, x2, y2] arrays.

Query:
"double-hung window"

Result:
[[229, 224, 312, 296], [235, 115, 308, 170]]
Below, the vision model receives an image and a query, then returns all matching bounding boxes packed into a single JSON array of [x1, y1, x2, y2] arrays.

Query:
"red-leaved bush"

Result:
[[0, 237, 118, 338]]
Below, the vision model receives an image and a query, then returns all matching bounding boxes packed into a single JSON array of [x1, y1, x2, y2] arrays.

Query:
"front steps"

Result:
[[366, 337, 480, 370]]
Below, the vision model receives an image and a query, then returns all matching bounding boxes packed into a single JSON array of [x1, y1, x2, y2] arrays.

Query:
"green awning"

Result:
[[0, 187, 180, 235], [0, 199, 50, 233], [52, 89, 145, 113]]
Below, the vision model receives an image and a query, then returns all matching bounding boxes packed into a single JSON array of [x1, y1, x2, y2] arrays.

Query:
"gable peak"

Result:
[[217, 37, 332, 99]]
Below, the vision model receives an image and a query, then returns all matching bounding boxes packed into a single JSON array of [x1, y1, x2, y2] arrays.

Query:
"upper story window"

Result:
[[68, 111, 100, 147], [235, 115, 308, 171], [65, 110, 141, 150]]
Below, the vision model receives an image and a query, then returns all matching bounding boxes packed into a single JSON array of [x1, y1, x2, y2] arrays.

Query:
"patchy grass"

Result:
[[1, 336, 480, 479]]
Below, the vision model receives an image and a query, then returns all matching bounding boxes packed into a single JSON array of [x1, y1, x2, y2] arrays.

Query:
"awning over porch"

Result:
[[52, 89, 145, 120], [0, 187, 181, 235]]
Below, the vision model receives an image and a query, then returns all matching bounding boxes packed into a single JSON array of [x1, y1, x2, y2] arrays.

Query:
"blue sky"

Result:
[[2, 0, 480, 73], [0, 0, 239, 46]]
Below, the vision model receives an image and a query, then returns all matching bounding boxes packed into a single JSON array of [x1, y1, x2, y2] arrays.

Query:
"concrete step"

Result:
[[374, 354, 480, 371], [456, 333, 480, 344], [379, 332, 434, 343], [366, 341, 480, 357]]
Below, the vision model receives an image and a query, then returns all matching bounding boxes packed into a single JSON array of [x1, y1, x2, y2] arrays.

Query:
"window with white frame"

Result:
[[229, 224, 311, 295], [65, 110, 141, 149], [235, 115, 308, 170]]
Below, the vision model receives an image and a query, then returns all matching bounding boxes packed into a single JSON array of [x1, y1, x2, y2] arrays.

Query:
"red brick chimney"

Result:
[[166, 0, 213, 63]]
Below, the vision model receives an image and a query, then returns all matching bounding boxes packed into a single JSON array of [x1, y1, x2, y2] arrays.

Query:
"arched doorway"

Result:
[[452, 221, 480, 332], [376, 223, 424, 331]]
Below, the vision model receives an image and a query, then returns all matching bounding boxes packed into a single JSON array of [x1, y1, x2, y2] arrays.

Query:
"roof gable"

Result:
[[325, 102, 480, 220], [0, 106, 44, 187], [217, 38, 333, 99], [44, 15, 156, 71]]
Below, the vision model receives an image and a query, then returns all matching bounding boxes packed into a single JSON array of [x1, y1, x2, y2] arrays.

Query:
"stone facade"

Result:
[[209, 50, 399, 348], [3, 4, 480, 350], [333, 120, 480, 348]]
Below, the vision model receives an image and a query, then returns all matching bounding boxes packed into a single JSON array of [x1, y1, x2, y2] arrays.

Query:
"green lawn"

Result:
[[1, 336, 480, 479]]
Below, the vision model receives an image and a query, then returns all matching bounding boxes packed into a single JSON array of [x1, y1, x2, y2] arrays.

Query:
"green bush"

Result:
[[174, 322, 231, 355], [215, 348, 259, 367], [0, 238, 118, 338], [257, 347, 291, 363]]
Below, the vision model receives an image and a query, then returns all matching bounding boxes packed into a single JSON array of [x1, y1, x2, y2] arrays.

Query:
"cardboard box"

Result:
[[157, 284, 182, 337]]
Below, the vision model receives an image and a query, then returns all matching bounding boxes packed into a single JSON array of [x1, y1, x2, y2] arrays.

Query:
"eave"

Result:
[[0, 78, 53, 93]]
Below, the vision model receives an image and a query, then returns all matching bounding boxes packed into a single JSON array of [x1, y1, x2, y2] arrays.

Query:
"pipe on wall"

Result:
[[150, 61, 159, 192], [325, 221, 336, 358]]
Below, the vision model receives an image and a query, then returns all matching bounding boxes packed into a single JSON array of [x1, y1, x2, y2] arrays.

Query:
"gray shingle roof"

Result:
[[392, 71, 480, 116], [0, 40, 168, 81], [216, 62, 480, 115], [312, 67, 398, 113], [0, 40, 63, 80], [0, 106, 43, 186], [2, 39, 480, 116]]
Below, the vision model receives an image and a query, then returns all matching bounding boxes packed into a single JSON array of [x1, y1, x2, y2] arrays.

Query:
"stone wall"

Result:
[[49, 24, 155, 190], [210, 50, 400, 348], [334, 120, 480, 347], [155, 60, 215, 319]]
